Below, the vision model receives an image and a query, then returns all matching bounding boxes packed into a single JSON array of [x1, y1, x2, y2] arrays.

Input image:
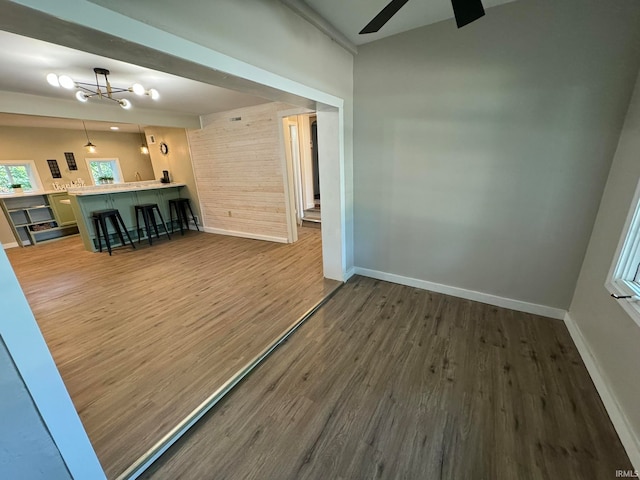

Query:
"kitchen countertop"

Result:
[[67, 181, 186, 197], [0, 190, 60, 199], [0, 182, 185, 199]]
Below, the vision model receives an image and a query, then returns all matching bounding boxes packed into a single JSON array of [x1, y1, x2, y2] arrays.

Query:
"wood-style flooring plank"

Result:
[[6, 227, 338, 478], [142, 276, 632, 480]]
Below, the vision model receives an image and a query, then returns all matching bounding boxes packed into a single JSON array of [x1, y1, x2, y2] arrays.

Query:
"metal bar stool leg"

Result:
[[154, 206, 171, 240], [176, 202, 185, 235], [99, 216, 112, 256], [142, 207, 152, 245], [110, 214, 127, 247], [135, 207, 143, 244], [185, 200, 200, 231], [116, 212, 135, 249], [149, 208, 160, 241], [169, 202, 179, 235], [180, 203, 188, 235], [93, 217, 103, 253]]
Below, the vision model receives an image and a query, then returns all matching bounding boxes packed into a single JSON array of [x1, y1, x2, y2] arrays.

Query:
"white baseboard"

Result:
[[345, 267, 356, 281], [203, 227, 288, 244], [2, 242, 19, 250], [353, 267, 566, 320], [564, 313, 640, 470]]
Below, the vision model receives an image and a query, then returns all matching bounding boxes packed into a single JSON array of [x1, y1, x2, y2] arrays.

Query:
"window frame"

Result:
[[606, 176, 640, 327], [85, 158, 124, 185], [0, 160, 44, 193]]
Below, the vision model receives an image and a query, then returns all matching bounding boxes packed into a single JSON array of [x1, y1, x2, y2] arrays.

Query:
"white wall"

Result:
[[0, 339, 70, 480], [569, 69, 640, 467], [353, 0, 640, 310]]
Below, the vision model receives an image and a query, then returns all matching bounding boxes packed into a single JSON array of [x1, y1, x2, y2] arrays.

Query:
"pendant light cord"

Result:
[[83, 121, 91, 143]]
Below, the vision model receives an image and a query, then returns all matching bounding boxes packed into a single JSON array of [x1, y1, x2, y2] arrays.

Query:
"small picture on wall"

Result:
[[64, 152, 78, 170], [47, 159, 62, 178]]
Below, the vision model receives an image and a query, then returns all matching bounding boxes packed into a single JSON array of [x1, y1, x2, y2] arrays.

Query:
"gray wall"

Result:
[[0, 338, 70, 480], [353, 0, 640, 309], [570, 69, 640, 461]]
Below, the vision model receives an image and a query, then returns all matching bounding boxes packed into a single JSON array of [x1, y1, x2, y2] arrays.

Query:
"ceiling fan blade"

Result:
[[359, 0, 411, 34], [451, 0, 485, 28]]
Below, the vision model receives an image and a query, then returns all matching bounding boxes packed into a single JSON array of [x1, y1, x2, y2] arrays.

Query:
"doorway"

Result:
[[282, 113, 321, 231], [1, 8, 348, 480]]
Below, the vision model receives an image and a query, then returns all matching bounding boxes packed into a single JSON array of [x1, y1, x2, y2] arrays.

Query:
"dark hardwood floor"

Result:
[[6, 227, 339, 478], [143, 275, 631, 480]]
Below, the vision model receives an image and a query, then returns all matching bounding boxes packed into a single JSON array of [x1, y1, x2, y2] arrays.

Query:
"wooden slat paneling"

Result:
[[188, 103, 297, 241]]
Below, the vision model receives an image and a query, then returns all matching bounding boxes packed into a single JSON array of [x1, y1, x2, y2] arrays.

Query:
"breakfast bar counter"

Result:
[[67, 181, 186, 252]]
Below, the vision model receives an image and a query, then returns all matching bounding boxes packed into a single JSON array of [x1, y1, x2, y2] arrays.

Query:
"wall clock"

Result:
[[159, 142, 169, 155]]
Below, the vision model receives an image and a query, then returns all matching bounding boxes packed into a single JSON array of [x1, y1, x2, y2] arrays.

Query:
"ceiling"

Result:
[[0, 112, 148, 133], [304, 0, 516, 45], [0, 30, 270, 128], [0, 0, 521, 132]]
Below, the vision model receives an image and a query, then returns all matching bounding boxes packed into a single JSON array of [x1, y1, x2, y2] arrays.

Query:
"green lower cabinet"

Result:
[[71, 186, 184, 252], [48, 193, 77, 226]]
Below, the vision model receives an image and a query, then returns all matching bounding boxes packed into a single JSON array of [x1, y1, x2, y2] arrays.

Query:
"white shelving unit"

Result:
[[1, 194, 78, 246]]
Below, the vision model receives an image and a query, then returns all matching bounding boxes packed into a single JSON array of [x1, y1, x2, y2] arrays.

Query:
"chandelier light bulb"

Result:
[[140, 145, 149, 155], [75, 91, 88, 103], [119, 99, 132, 110], [148, 88, 160, 100], [132, 83, 146, 96], [58, 75, 75, 90], [46, 73, 60, 87]]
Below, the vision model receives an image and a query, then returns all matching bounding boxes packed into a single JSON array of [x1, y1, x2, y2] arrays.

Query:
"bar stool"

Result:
[[169, 198, 200, 235], [91, 209, 135, 256], [134, 203, 171, 245]]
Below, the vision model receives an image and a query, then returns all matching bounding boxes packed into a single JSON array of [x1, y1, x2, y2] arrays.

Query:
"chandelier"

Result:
[[47, 67, 159, 110]]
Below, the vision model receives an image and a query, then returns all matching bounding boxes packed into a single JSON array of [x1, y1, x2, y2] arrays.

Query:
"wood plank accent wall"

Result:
[[187, 103, 296, 242]]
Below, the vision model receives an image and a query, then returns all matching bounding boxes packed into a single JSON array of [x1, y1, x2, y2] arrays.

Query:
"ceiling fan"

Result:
[[360, 0, 485, 34]]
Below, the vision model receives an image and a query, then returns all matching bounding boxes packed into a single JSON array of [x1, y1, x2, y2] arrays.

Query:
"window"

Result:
[[85, 158, 124, 185], [606, 177, 640, 326], [0, 161, 43, 193]]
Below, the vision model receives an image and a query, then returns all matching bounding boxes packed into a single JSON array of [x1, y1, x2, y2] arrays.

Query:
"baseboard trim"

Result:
[[203, 227, 288, 244], [564, 313, 640, 470], [345, 267, 356, 281], [2, 242, 19, 250], [353, 267, 566, 319]]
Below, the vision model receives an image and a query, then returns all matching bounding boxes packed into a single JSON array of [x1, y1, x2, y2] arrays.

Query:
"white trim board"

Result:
[[345, 267, 356, 281], [0, 249, 105, 479], [564, 313, 640, 470], [2, 242, 19, 250], [353, 267, 567, 320], [11, 0, 344, 109], [203, 226, 288, 244]]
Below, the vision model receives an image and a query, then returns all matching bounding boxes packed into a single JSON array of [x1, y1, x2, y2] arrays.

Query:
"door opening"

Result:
[[282, 113, 320, 233]]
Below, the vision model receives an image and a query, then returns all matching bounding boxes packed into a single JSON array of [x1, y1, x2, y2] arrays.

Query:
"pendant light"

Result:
[[138, 125, 149, 155], [82, 121, 96, 153]]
